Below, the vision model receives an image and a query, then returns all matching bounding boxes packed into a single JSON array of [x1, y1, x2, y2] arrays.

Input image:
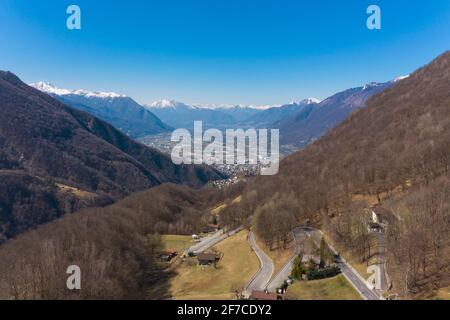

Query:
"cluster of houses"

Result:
[[161, 248, 220, 266], [211, 176, 240, 189]]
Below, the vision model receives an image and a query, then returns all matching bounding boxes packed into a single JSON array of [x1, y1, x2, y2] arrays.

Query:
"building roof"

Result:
[[162, 250, 177, 255], [197, 253, 217, 262], [250, 291, 279, 301]]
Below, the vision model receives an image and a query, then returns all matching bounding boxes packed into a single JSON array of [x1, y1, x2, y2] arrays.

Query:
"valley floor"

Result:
[[152, 228, 368, 300]]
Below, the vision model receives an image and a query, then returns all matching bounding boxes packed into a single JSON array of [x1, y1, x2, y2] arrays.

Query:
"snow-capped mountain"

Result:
[[145, 98, 323, 127], [211, 104, 265, 122], [31, 82, 171, 138], [394, 74, 410, 82], [194, 103, 280, 111], [145, 100, 237, 129], [31, 82, 126, 99], [243, 98, 322, 127], [301, 97, 322, 104], [148, 99, 197, 110], [148, 99, 278, 111]]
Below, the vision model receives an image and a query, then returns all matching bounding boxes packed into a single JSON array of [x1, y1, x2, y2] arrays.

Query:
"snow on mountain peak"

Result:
[[301, 98, 321, 104], [72, 89, 126, 99], [194, 103, 277, 110], [148, 100, 197, 110], [362, 82, 383, 90], [148, 99, 321, 111], [30, 82, 126, 99], [361, 75, 409, 90], [288, 98, 321, 106], [149, 99, 178, 108], [31, 82, 72, 95], [394, 74, 410, 82]]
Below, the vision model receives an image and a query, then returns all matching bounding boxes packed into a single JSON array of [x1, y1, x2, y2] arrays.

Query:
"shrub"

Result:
[[306, 266, 341, 280], [291, 255, 306, 280]]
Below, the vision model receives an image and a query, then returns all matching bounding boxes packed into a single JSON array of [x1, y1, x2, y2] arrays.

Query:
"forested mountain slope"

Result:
[[225, 52, 450, 298], [0, 71, 224, 241], [0, 184, 215, 299]]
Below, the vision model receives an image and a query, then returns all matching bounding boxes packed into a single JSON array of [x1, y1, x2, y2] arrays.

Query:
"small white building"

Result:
[[371, 206, 396, 226]]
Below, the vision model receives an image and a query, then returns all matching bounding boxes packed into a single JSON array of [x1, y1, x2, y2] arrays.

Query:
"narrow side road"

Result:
[[266, 231, 306, 292], [334, 256, 381, 300], [187, 227, 243, 255], [243, 231, 274, 297]]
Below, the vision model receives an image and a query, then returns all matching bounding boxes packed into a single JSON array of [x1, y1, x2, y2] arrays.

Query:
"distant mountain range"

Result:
[[145, 98, 323, 130], [31, 82, 172, 138], [31, 78, 408, 156], [245, 98, 321, 127], [145, 82, 403, 155], [145, 100, 237, 129], [0, 72, 224, 241], [209, 104, 263, 122], [276, 80, 402, 152]]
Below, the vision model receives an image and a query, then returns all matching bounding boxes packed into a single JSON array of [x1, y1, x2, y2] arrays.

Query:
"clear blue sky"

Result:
[[1, 0, 449, 105]]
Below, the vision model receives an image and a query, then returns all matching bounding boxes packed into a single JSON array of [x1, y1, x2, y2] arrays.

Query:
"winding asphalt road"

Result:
[[334, 256, 380, 300], [243, 231, 274, 297], [266, 232, 305, 292], [193, 225, 382, 300]]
